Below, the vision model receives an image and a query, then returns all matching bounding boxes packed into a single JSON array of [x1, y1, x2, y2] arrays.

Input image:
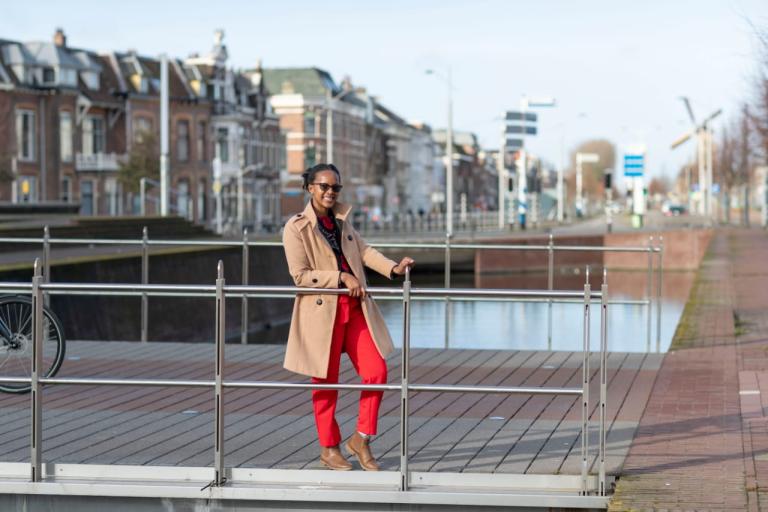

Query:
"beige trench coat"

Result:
[[282, 201, 398, 378]]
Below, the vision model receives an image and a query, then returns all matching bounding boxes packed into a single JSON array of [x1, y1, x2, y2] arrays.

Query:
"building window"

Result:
[[42, 67, 55, 84], [133, 116, 152, 143], [177, 120, 190, 162], [177, 179, 190, 219], [83, 115, 105, 155], [17, 176, 36, 203], [82, 71, 99, 90], [105, 178, 120, 215], [61, 177, 71, 203], [198, 178, 207, 221], [60, 111, 73, 162], [15, 109, 35, 161], [304, 112, 315, 136], [80, 180, 94, 216], [197, 121, 207, 162], [216, 127, 229, 163]]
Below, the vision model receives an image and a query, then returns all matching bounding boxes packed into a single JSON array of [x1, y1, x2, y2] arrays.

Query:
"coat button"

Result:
[[316, 298, 323, 305], [347, 235, 353, 240], [312, 278, 318, 283]]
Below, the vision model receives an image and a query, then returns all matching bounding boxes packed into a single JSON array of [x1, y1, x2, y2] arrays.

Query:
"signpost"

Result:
[[624, 145, 646, 228]]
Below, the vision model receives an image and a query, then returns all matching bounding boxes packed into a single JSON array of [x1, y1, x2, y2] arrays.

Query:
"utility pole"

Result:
[[446, 68, 454, 236], [160, 54, 169, 216], [497, 122, 506, 229]]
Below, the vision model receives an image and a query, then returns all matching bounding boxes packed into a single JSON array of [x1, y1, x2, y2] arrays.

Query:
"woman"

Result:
[[282, 163, 414, 471]]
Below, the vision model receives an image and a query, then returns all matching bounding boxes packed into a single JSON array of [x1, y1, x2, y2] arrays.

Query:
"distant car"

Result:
[[664, 204, 686, 216]]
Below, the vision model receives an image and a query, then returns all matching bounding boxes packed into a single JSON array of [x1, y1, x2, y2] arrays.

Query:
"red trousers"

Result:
[[312, 296, 387, 447]]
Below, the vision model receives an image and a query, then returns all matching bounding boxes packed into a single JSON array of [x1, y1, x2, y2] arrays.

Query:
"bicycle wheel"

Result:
[[0, 296, 66, 393]]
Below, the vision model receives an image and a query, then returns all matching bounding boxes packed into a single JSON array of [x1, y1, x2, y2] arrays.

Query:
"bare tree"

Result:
[[716, 124, 738, 224], [118, 130, 160, 194], [736, 104, 753, 225], [749, 26, 768, 166]]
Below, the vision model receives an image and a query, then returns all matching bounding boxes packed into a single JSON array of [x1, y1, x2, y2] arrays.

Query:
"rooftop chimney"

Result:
[[53, 28, 66, 48]]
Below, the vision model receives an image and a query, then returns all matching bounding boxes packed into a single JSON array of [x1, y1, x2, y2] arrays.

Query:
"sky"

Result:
[[3, 0, 767, 186]]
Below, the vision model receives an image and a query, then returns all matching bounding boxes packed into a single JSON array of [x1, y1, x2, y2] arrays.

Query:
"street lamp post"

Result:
[[426, 68, 453, 236]]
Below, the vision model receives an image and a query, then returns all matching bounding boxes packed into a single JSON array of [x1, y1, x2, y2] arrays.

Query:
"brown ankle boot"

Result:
[[345, 432, 380, 471], [320, 445, 352, 471]]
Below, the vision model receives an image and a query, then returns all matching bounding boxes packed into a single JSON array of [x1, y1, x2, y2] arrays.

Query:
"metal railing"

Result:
[[0, 258, 609, 499], [0, 227, 662, 351]]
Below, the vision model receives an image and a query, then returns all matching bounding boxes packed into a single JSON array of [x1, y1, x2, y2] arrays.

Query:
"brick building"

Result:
[[0, 29, 285, 232]]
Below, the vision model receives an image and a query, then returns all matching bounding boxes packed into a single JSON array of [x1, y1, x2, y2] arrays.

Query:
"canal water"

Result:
[[375, 270, 695, 353]]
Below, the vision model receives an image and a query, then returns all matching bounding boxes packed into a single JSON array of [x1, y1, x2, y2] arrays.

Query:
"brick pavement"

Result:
[[610, 229, 768, 511]]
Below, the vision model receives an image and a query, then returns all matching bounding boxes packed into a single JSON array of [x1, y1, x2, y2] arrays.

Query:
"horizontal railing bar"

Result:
[[4, 282, 604, 300], [409, 384, 583, 395], [410, 288, 601, 299], [42, 283, 217, 293], [0, 236, 661, 252], [8, 376, 583, 395]]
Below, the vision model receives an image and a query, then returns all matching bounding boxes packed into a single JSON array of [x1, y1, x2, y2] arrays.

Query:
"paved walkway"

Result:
[[610, 228, 768, 511]]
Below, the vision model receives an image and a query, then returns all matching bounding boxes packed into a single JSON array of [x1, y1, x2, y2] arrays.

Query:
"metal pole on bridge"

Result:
[[547, 233, 554, 350], [141, 227, 149, 343], [241, 228, 249, 345], [214, 260, 226, 486], [30, 258, 44, 482], [656, 237, 664, 353], [580, 266, 591, 495], [444, 232, 452, 348], [400, 267, 412, 491], [599, 269, 608, 496], [42, 225, 50, 307], [646, 236, 653, 352]]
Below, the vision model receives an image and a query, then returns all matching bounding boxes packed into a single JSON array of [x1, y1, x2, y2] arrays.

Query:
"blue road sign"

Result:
[[623, 154, 645, 177]]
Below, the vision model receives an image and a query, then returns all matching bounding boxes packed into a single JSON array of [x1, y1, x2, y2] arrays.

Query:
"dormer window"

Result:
[[60, 68, 77, 87], [42, 67, 55, 84], [82, 70, 99, 90]]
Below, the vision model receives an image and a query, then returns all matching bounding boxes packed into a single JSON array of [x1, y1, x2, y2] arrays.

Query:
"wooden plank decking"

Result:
[[0, 341, 662, 476]]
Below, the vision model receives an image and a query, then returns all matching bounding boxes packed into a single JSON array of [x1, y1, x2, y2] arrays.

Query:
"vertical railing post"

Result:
[[214, 260, 226, 486], [547, 233, 554, 350], [141, 227, 149, 343], [241, 228, 249, 345], [646, 236, 653, 352], [30, 259, 44, 482], [580, 266, 591, 495], [599, 269, 608, 496], [140, 177, 147, 216], [656, 236, 664, 353], [400, 266, 412, 492], [443, 232, 452, 349], [42, 226, 50, 307]]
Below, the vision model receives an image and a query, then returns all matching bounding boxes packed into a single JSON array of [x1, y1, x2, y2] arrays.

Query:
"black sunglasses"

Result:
[[312, 182, 343, 193]]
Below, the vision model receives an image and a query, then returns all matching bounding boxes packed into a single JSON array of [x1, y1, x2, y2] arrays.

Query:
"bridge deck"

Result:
[[0, 341, 662, 476]]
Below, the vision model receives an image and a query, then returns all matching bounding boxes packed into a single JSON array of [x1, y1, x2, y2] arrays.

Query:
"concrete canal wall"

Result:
[[475, 229, 712, 274]]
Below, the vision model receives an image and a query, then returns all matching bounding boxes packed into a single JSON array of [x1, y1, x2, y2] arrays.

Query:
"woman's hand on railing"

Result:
[[392, 257, 416, 276], [340, 272, 367, 298]]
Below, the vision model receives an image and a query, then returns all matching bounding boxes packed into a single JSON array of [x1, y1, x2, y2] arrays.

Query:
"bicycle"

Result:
[[0, 295, 66, 393]]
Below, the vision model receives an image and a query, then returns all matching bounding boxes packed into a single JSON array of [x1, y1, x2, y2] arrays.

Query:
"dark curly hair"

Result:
[[301, 163, 341, 191]]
